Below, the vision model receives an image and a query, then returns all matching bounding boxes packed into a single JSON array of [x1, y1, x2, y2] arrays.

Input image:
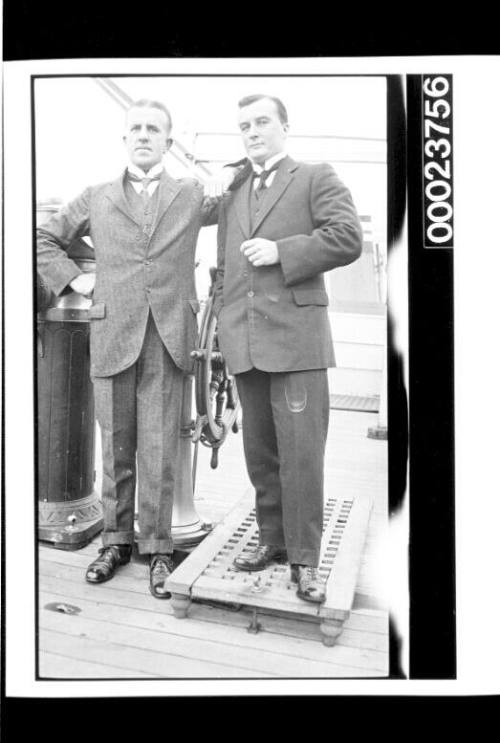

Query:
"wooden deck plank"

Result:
[[39, 652, 156, 679], [40, 570, 387, 647], [39, 563, 388, 677], [39, 632, 383, 681], [40, 607, 385, 677], [40, 589, 388, 669], [40, 570, 387, 641], [40, 627, 272, 679]]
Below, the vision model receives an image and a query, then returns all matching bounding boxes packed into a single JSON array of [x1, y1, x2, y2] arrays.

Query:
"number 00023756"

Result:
[[422, 75, 453, 248]]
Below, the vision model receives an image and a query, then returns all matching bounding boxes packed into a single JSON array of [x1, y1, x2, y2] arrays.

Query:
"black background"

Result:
[[406, 76, 455, 678], [4, 4, 500, 61]]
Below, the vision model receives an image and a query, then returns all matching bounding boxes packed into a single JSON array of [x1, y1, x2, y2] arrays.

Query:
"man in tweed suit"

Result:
[[37, 99, 224, 598], [214, 95, 363, 602]]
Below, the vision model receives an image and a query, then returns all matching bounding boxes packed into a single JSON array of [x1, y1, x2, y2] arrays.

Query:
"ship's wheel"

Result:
[[191, 269, 240, 470]]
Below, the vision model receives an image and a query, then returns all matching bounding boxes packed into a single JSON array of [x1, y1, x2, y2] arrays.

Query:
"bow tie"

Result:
[[253, 162, 280, 191]]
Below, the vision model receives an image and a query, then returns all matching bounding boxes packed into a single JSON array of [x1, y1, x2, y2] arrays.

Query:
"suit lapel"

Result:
[[250, 156, 298, 236], [233, 169, 253, 238], [151, 170, 182, 237], [105, 171, 140, 225]]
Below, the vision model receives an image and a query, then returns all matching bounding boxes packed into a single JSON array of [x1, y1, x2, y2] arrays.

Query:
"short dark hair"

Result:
[[126, 99, 173, 134], [238, 95, 288, 124]]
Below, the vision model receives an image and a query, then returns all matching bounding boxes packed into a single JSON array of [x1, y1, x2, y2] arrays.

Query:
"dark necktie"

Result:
[[254, 162, 280, 193]]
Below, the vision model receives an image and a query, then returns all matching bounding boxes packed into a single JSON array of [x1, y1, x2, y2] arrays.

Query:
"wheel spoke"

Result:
[[192, 283, 241, 464]]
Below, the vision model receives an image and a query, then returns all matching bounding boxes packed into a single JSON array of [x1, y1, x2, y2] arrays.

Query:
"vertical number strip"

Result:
[[422, 75, 454, 248]]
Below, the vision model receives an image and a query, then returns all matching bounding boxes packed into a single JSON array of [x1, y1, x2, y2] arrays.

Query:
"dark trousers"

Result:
[[235, 367, 330, 566], [93, 313, 184, 555]]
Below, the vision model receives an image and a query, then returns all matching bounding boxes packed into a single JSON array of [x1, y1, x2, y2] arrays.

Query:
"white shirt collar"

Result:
[[252, 152, 287, 174], [127, 162, 164, 179]]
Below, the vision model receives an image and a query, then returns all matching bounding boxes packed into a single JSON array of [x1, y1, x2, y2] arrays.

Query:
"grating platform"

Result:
[[166, 492, 373, 646], [330, 394, 380, 412]]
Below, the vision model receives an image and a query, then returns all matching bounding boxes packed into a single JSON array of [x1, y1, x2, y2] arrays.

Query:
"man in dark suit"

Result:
[[214, 94, 363, 602], [37, 99, 224, 598]]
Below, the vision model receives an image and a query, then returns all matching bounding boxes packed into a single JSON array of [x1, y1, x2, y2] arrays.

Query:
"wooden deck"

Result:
[[38, 409, 389, 679]]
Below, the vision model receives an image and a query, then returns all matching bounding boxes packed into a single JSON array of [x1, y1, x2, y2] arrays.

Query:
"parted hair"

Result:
[[126, 99, 173, 133], [238, 95, 288, 124]]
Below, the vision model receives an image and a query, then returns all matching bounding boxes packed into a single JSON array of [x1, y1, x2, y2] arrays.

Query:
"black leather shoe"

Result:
[[290, 564, 326, 603], [149, 554, 174, 599], [85, 545, 132, 584], [233, 544, 287, 572]]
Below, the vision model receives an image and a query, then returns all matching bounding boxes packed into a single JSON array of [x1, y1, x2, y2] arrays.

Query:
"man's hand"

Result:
[[241, 239, 280, 267], [203, 167, 238, 198], [70, 272, 96, 298]]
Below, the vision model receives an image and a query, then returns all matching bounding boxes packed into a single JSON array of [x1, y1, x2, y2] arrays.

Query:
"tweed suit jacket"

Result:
[[37, 170, 217, 378], [213, 156, 363, 375]]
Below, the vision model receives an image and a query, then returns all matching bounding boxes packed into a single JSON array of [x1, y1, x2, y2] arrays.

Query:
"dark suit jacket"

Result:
[[37, 170, 217, 377], [213, 156, 363, 374]]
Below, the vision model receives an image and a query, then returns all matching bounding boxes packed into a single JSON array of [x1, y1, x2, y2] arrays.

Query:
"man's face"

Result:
[[238, 98, 289, 165], [123, 106, 171, 171]]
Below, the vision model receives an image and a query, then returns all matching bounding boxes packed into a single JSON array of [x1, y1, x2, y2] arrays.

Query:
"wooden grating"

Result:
[[330, 394, 380, 413], [166, 491, 373, 630]]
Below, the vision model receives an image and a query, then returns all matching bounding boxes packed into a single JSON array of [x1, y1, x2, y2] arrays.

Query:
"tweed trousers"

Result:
[[235, 367, 330, 567], [93, 312, 184, 554]]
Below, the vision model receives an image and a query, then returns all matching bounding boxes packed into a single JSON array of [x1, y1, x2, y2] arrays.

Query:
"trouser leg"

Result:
[[270, 369, 330, 567], [235, 368, 286, 549], [93, 366, 137, 547], [135, 313, 184, 555]]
